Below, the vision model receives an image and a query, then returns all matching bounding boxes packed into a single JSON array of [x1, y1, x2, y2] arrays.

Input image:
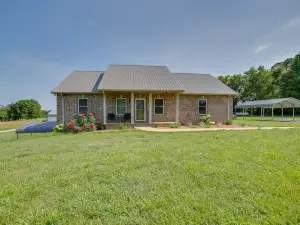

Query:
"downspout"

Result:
[[61, 94, 65, 124], [227, 96, 230, 120]]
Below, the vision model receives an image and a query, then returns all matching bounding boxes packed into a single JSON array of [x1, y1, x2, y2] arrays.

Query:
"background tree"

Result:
[[6, 99, 42, 120], [218, 52, 300, 115]]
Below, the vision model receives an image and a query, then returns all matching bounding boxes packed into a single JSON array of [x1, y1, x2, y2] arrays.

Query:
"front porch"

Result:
[[102, 91, 180, 125]]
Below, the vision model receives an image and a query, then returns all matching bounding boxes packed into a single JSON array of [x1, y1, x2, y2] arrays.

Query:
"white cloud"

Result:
[[253, 44, 269, 54], [281, 16, 300, 29]]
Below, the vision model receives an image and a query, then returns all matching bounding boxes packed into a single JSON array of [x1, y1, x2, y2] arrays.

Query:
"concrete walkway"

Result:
[[0, 129, 16, 133], [135, 126, 294, 132]]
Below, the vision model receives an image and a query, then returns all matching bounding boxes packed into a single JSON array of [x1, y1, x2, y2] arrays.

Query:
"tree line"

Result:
[[0, 99, 48, 121], [218, 53, 300, 113]]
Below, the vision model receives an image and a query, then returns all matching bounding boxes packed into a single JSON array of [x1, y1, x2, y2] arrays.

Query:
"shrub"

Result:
[[200, 114, 211, 126], [120, 124, 131, 130], [95, 116, 103, 130], [53, 123, 64, 132], [223, 120, 233, 125], [64, 112, 98, 133], [168, 123, 180, 128]]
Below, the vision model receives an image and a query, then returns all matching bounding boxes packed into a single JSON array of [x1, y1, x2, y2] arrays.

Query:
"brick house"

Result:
[[52, 65, 237, 125]]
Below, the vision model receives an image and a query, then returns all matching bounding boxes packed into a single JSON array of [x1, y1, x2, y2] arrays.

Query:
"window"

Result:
[[154, 98, 164, 115], [198, 99, 207, 115], [116, 98, 126, 115], [78, 98, 88, 114]]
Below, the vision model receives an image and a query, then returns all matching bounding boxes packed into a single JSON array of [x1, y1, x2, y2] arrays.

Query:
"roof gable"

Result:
[[52, 71, 104, 93], [97, 65, 184, 91], [173, 73, 237, 95]]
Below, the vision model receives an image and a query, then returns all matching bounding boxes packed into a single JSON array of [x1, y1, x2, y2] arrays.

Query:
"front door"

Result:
[[135, 99, 146, 121]]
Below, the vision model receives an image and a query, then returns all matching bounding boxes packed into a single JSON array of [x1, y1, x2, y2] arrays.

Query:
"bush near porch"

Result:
[[53, 112, 103, 133]]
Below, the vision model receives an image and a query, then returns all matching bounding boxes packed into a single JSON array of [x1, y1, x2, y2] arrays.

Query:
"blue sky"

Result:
[[1, 0, 300, 110]]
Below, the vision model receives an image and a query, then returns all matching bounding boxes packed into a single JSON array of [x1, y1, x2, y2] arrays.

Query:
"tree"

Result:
[[244, 66, 273, 100], [278, 70, 299, 98], [0, 105, 8, 121], [6, 99, 42, 120], [219, 74, 245, 105]]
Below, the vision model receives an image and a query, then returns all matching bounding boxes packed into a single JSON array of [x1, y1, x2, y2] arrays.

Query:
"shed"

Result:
[[235, 98, 300, 120], [47, 110, 57, 122]]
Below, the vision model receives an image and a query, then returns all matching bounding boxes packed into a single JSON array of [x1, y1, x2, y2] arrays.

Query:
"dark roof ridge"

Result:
[[173, 72, 211, 75], [108, 64, 168, 68], [73, 70, 104, 72]]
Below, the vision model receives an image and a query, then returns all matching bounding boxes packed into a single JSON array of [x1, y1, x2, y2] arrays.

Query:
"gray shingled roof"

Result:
[[52, 71, 104, 93], [52, 65, 237, 95], [235, 98, 300, 108], [97, 65, 184, 91], [173, 73, 237, 95]]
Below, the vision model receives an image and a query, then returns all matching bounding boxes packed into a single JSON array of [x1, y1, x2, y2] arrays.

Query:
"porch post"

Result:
[[242, 108, 244, 120], [293, 106, 295, 121], [176, 93, 179, 123], [131, 92, 134, 124], [272, 107, 274, 120], [103, 92, 107, 124], [260, 107, 262, 120], [149, 92, 152, 124], [281, 107, 283, 121]]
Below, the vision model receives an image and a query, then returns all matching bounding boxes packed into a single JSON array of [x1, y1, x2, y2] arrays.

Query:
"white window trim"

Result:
[[78, 98, 88, 115], [154, 98, 164, 115], [135, 98, 146, 121], [116, 98, 127, 115], [197, 99, 207, 115]]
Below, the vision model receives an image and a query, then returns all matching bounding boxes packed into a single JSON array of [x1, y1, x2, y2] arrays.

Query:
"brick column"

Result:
[[176, 93, 179, 123]]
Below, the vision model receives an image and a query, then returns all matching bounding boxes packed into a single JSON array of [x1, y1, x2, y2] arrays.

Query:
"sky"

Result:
[[0, 0, 300, 110]]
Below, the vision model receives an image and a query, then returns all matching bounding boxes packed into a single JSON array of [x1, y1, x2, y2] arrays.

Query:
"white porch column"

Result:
[[149, 92, 152, 124], [103, 92, 107, 124], [131, 92, 134, 124], [272, 107, 274, 120], [293, 106, 295, 121], [281, 107, 283, 121], [176, 93, 179, 123]]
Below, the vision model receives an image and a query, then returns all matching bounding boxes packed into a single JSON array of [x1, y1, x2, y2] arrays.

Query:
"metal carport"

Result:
[[235, 98, 300, 121]]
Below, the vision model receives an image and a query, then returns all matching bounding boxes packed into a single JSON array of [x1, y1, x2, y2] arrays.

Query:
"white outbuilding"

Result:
[[47, 110, 57, 122]]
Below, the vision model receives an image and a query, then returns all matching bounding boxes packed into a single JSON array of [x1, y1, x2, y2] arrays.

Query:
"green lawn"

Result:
[[1, 130, 300, 224], [0, 118, 46, 131], [234, 116, 300, 127]]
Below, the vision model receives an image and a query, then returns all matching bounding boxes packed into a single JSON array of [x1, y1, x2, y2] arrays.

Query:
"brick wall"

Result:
[[152, 93, 176, 122], [56, 94, 103, 124], [179, 95, 233, 124], [57, 93, 233, 124]]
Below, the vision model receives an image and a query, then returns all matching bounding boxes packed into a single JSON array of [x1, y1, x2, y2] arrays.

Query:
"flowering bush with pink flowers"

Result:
[[62, 112, 102, 133]]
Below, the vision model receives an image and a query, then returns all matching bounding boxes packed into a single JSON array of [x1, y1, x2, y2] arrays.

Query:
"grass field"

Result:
[[0, 118, 46, 131], [1, 129, 300, 224], [234, 116, 300, 127]]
